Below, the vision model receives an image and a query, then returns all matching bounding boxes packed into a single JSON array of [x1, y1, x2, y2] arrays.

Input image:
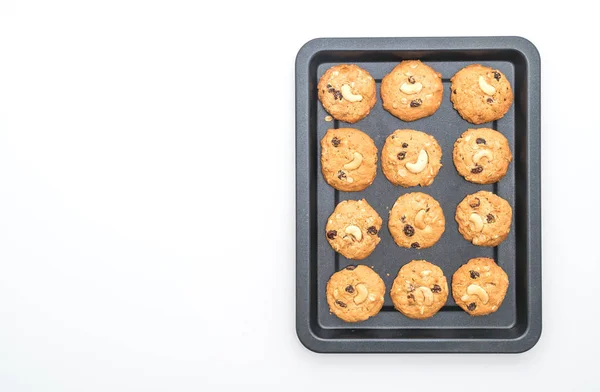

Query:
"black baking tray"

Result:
[[295, 37, 541, 353]]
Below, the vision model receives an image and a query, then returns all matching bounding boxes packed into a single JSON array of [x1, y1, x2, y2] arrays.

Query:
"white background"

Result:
[[0, 0, 598, 390]]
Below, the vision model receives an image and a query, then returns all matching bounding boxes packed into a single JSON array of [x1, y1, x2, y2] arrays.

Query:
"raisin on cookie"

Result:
[[326, 199, 382, 260], [381, 129, 442, 188], [391, 260, 448, 319], [388, 192, 445, 249], [317, 64, 377, 124], [381, 60, 443, 122], [326, 265, 386, 322], [450, 65, 513, 124], [455, 191, 512, 247], [453, 128, 513, 184], [452, 257, 509, 316], [321, 128, 378, 192]]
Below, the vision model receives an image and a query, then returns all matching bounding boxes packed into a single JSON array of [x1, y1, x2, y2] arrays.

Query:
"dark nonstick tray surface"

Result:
[[295, 37, 541, 353]]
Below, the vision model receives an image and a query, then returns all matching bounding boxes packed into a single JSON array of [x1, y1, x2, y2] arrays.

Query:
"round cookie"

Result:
[[450, 65, 514, 124], [381, 60, 443, 122], [326, 199, 382, 260], [381, 129, 442, 187], [455, 191, 512, 247], [326, 265, 386, 322], [391, 260, 448, 319], [321, 128, 378, 192], [388, 192, 445, 249], [453, 128, 513, 184], [452, 257, 509, 316], [317, 64, 377, 124]]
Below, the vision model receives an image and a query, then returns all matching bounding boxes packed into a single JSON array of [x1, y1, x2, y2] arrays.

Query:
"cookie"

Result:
[[326, 265, 386, 322], [381, 60, 444, 122], [388, 192, 445, 249], [326, 199, 382, 260], [455, 191, 512, 247], [321, 128, 378, 192], [453, 128, 513, 184], [452, 257, 509, 316], [381, 129, 442, 187], [450, 65, 514, 124], [391, 260, 448, 319], [317, 64, 377, 124]]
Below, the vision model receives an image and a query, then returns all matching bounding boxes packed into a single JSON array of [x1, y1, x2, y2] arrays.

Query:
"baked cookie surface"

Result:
[[326, 199, 382, 260], [450, 64, 513, 124], [455, 191, 512, 247], [391, 260, 448, 319], [453, 128, 513, 184], [452, 257, 509, 316], [381, 60, 443, 122], [381, 129, 442, 187], [317, 64, 377, 124], [388, 192, 445, 249], [326, 265, 386, 322], [320, 128, 378, 192]]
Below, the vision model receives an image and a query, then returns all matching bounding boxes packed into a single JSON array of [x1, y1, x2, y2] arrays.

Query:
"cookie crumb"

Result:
[[324, 115, 333, 122]]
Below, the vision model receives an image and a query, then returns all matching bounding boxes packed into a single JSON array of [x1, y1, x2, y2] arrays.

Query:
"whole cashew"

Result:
[[341, 84, 363, 102], [354, 283, 368, 304], [343, 152, 364, 170], [467, 284, 489, 304], [415, 287, 434, 306], [415, 209, 427, 230], [400, 82, 423, 95], [469, 213, 484, 232], [405, 150, 428, 174], [345, 225, 362, 241], [478, 76, 496, 95], [473, 149, 493, 164]]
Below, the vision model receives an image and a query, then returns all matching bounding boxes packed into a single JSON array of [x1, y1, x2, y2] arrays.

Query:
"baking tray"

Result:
[[295, 37, 541, 353]]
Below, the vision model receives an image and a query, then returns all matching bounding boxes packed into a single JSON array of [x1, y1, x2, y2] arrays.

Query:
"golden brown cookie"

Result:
[[317, 64, 377, 124], [381, 129, 442, 187], [453, 128, 513, 184], [326, 199, 382, 260], [452, 257, 509, 316], [455, 191, 512, 247], [321, 128, 378, 192], [450, 65, 513, 124], [381, 60, 443, 122], [391, 260, 448, 319], [388, 192, 445, 249], [326, 265, 386, 322]]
